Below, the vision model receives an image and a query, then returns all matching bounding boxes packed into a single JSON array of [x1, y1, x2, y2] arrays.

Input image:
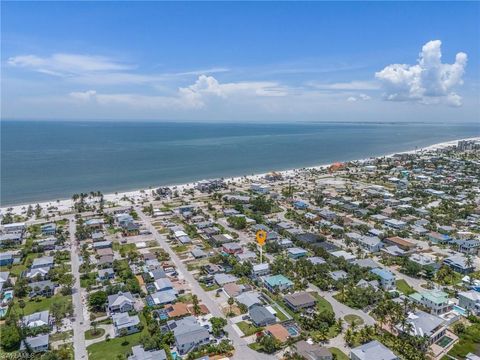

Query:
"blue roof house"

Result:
[[370, 268, 396, 290], [293, 200, 309, 210], [263, 274, 293, 292]]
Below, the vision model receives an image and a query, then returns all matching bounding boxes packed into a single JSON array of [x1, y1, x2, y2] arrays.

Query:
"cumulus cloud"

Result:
[[69, 75, 290, 109], [347, 94, 371, 102], [375, 40, 467, 106], [178, 75, 288, 108]]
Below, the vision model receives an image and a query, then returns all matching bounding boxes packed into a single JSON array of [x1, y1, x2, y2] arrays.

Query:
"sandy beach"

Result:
[[2, 136, 479, 217]]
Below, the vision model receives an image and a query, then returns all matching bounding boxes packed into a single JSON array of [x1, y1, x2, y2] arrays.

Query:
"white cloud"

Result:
[[375, 40, 467, 106], [7, 53, 230, 86], [68, 75, 290, 110], [8, 53, 132, 76], [177, 75, 288, 108], [309, 81, 379, 91], [69, 90, 98, 101], [347, 93, 371, 102]]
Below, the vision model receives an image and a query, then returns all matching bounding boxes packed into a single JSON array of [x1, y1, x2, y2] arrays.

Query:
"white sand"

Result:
[[2, 137, 478, 217]]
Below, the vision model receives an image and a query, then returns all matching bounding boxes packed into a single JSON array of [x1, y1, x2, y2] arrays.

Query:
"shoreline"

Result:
[[1, 136, 479, 216]]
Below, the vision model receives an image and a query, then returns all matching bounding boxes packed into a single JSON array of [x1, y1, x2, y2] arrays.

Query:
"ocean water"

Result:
[[1, 121, 478, 206]]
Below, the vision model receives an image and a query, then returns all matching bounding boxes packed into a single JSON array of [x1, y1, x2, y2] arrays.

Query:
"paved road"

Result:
[[137, 208, 274, 360], [70, 218, 88, 360], [308, 283, 376, 326]]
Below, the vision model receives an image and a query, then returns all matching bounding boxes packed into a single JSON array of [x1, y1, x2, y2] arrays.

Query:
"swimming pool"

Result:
[[453, 305, 467, 316], [3, 291, 13, 300], [287, 326, 299, 336], [0, 307, 7, 317], [436, 336, 454, 348]]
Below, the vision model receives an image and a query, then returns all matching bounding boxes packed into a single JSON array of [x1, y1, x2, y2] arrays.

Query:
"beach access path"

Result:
[[136, 207, 275, 360]]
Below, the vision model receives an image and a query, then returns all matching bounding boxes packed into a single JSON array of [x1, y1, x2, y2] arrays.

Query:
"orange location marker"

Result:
[[256, 230, 267, 246]]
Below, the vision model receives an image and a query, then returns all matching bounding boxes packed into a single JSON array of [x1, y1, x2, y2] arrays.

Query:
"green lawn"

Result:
[[200, 283, 220, 291], [271, 305, 289, 321], [445, 323, 480, 359], [344, 314, 364, 326], [310, 292, 334, 313], [87, 314, 147, 360], [85, 328, 106, 340], [329, 347, 349, 360], [11, 294, 72, 316], [237, 321, 262, 336], [50, 330, 73, 342], [396, 279, 415, 295], [172, 244, 189, 253], [0, 263, 26, 278]]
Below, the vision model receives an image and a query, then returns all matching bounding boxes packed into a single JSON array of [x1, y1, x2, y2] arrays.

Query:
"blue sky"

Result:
[[2, 1, 479, 122]]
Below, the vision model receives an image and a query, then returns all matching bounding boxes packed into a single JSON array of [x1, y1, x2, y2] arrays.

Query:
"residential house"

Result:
[[357, 236, 384, 253], [236, 251, 257, 263], [0, 233, 23, 247], [222, 242, 243, 255], [329, 270, 348, 282], [236, 291, 262, 309], [263, 274, 293, 292], [167, 316, 210, 355], [370, 268, 396, 290], [307, 257, 326, 265], [214, 273, 238, 287], [458, 291, 480, 315], [249, 304, 276, 327], [93, 240, 112, 250], [428, 232, 452, 244], [97, 268, 115, 282], [350, 340, 398, 360], [41, 223, 56, 236], [2, 222, 26, 233], [331, 250, 356, 262], [0, 252, 14, 266], [384, 219, 407, 230], [22, 311, 50, 329], [383, 237, 416, 252], [264, 323, 290, 343], [31, 256, 54, 270], [287, 247, 308, 259], [284, 292, 316, 312], [28, 280, 54, 298], [252, 263, 270, 278], [443, 255, 474, 274], [409, 290, 452, 315], [20, 334, 49, 353], [295, 341, 333, 360], [128, 345, 167, 360], [396, 311, 450, 346], [112, 313, 141, 336], [108, 291, 135, 314]]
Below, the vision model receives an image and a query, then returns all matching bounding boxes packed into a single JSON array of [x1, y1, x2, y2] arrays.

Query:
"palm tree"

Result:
[[192, 295, 201, 316], [227, 297, 235, 315]]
